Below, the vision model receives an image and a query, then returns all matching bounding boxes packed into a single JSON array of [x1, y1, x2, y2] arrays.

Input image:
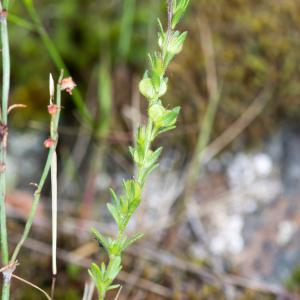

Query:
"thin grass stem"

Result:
[[0, 1, 11, 298], [51, 151, 58, 276]]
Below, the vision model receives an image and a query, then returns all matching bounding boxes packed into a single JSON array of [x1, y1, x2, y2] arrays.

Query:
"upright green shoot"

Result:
[[89, 1, 190, 299]]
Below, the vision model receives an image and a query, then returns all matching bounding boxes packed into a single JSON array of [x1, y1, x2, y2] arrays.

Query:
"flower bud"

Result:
[[167, 31, 187, 55], [139, 78, 156, 99], [60, 77, 77, 95], [149, 103, 165, 126], [139, 78, 167, 100], [44, 138, 55, 148], [47, 104, 59, 115]]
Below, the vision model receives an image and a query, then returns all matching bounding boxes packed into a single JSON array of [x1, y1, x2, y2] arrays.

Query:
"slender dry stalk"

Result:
[[51, 150, 58, 297], [82, 281, 95, 300], [12, 274, 51, 300], [202, 88, 271, 164]]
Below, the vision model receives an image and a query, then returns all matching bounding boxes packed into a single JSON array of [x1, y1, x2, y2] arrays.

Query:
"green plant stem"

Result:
[[0, 2, 11, 299], [1, 282, 10, 300], [10, 147, 55, 262], [89, 2, 190, 298], [0, 0, 10, 273], [188, 92, 220, 185], [8, 13, 34, 30], [118, 0, 136, 62], [97, 57, 112, 138]]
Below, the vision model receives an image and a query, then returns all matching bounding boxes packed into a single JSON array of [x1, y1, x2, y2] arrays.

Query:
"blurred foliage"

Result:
[[6, 0, 300, 147], [285, 265, 300, 293], [8, 0, 162, 126], [175, 0, 300, 146]]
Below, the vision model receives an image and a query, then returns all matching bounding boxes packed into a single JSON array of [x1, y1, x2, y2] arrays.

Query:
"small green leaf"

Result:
[[149, 103, 165, 125], [89, 263, 102, 281], [145, 147, 163, 168], [101, 262, 106, 275], [107, 284, 121, 291], [119, 194, 129, 215], [109, 188, 120, 206], [162, 106, 181, 127], [91, 228, 109, 250], [157, 125, 177, 135], [136, 144, 145, 165], [167, 31, 188, 55], [157, 18, 164, 36], [129, 146, 135, 159], [124, 233, 144, 249], [172, 0, 190, 28], [107, 203, 121, 227], [139, 77, 156, 99], [107, 256, 122, 281], [139, 163, 159, 185], [123, 180, 141, 202], [158, 78, 167, 97], [149, 53, 164, 90]]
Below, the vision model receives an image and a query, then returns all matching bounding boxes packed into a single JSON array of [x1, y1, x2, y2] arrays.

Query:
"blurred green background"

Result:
[[8, 0, 300, 139]]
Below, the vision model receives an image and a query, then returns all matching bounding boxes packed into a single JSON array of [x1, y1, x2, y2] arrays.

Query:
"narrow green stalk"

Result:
[[118, 0, 136, 61], [10, 147, 55, 261], [89, 1, 190, 299], [1, 282, 10, 300], [181, 17, 221, 208], [79, 56, 113, 220], [7, 13, 34, 30], [188, 92, 220, 185], [0, 1, 11, 298], [97, 57, 112, 139]]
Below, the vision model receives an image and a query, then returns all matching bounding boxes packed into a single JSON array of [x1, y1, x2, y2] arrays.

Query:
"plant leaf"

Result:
[[91, 228, 109, 250], [124, 233, 144, 250]]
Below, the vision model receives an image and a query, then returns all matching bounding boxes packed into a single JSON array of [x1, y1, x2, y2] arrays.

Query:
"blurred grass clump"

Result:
[[176, 0, 300, 144], [8, 0, 300, 141], [9, 0, 161, 125]]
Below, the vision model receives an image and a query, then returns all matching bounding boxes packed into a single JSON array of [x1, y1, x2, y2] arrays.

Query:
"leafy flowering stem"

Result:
[[89, 1, 190, 299]]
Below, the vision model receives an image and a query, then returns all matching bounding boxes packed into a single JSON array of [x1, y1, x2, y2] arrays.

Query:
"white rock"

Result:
[[253, 153, 273, 177], [277, 221, 297, 246]]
